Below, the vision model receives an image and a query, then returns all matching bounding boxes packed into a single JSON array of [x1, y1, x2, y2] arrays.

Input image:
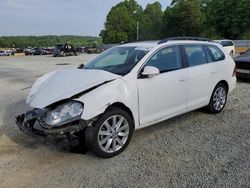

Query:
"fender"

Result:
[[75, 76, 140, 128]]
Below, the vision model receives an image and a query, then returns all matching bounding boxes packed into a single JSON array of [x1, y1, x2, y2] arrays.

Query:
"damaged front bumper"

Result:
[[15, 109, 87, 138]]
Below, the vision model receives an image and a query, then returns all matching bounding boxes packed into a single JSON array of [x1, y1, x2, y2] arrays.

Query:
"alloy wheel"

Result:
[[213, 87, 226, 111], [98, 115, 129, 153]]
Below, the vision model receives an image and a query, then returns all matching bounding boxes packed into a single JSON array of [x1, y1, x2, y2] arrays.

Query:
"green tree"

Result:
[[241, 29, 250, 39], [162, 0, 205, 37], [141, 2, 164, 40], [100, 0, 143, 43], [0, 36, 100, 48], [206, 0, 250, 39]]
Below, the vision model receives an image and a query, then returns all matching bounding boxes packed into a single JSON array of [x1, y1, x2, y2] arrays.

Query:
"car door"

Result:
[[182, 44, 218, 110], [137, 45, 189, 126]]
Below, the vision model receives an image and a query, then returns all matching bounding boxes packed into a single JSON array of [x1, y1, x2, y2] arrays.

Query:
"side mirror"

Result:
[[141, 66, 160, 78], [78, 64, 84, 69]]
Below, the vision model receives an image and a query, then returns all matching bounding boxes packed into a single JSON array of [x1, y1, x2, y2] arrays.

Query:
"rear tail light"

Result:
[[232, 64, 237, 77]]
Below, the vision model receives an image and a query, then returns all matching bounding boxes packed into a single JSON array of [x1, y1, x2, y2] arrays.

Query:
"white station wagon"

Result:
[[16, 37, 236, 158]]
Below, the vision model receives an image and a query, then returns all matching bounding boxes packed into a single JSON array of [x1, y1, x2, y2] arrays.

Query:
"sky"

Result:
[[0, 0, 171, 37]]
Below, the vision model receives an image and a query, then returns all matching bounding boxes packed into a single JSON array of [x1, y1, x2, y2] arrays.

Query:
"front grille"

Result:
[[236, 62, 250, 70]]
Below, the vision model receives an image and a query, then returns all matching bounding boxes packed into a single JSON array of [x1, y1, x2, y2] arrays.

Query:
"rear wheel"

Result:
[[89, 108, 134, 158], [206, 83, 228, 114]]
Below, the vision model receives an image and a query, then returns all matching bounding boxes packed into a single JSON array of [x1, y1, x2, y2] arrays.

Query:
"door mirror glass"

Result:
[[142, 66, 159, 78]]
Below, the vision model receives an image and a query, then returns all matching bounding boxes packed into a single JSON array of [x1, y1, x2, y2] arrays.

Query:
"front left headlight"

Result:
[[46, 101, 83, 126]]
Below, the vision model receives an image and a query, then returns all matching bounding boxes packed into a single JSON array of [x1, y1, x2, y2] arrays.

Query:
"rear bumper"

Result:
[[15, 113, 87, 138], [229, 76, 237, 93]]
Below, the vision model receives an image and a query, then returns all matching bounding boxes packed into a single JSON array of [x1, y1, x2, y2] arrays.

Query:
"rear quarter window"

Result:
[[207, 45, 225, 62]]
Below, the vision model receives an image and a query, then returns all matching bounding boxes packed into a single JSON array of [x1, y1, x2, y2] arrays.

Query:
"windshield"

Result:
[[84, 46, 149, 76], [55, 44, 64, 49]]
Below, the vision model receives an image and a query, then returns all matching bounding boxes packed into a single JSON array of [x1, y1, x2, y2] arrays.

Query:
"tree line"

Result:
[[100, 0, 250, 44], [0, 35, 101, 48]]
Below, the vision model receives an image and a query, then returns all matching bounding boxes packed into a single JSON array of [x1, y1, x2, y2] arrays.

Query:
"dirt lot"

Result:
[[0, 55, 249, 188]]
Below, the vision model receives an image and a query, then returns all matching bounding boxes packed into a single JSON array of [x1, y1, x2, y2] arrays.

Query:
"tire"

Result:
[[89, 107, 134, 158], [206, 83, 228, 114], [84, 126, 94, 150]]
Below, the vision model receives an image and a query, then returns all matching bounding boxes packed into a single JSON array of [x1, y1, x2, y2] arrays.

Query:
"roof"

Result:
[[120, 39, 217, 49], [120, 41, 159, 48]]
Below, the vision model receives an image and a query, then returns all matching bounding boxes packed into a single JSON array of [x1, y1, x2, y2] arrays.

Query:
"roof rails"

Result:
[[158, 37, 213, 44]]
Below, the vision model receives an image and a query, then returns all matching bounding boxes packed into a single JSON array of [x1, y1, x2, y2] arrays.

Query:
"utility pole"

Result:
[[133, 11, 139, 41], [136, 21, 139, 41]]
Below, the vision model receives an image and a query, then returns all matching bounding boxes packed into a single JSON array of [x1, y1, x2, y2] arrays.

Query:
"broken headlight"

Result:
[[46, 101, 83, 126]]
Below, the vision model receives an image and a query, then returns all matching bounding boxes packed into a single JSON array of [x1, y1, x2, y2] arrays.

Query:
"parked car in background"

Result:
[[44, 47, 54, 55], [0, 50, 9, 56], [24, 48, 32, 56], [234, 48, 250, 79], [53, 43, 79, 57], [15, 48, 24, 53], [6, 49, 15, 56], [16, 37, 236, 158], [0, 50, 14, 56], [25, 48, 48, 56], [33, 48, 49, 55], [83, 46, 103, 54], [218, 40, 235, 57]]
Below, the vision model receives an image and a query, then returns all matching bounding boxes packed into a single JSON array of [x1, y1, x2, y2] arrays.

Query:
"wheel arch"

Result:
[[206, 80, 229, 114], [207, 80, 229, 106], [106, 102, 135, 126], [217, 80, 229, 93]]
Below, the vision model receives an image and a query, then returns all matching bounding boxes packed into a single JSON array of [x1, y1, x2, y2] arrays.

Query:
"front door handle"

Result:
[[179, 77, 188, 82], [211, 71, 217, 75]]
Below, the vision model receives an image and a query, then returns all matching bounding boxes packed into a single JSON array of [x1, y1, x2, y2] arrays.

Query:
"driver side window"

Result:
[[146, 46, 182, 73]]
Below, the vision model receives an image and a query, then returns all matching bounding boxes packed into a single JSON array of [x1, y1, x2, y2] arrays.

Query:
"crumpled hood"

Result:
[[27, 68, 121, 108]]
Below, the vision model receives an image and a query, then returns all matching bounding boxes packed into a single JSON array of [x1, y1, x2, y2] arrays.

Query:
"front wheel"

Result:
[[206, 83, 228, 114], [89, 108, 134, 158]]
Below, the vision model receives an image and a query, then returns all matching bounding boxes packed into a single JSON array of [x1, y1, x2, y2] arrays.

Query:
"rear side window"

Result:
[[146, 46, 182, 73], [207, 45, 225, 61], [183, 45, 207, 67], [220, 41, 233, 47]]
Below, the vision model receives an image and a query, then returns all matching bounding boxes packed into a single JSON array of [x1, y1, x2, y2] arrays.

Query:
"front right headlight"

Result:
[[45, 101, 83, 126]]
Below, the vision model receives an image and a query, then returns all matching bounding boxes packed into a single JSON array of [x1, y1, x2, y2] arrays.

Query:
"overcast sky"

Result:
[[0, 0, 171, 37]]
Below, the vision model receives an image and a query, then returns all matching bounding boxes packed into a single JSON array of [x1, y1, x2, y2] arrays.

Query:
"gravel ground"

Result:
[[0, 55, 249, 188]]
